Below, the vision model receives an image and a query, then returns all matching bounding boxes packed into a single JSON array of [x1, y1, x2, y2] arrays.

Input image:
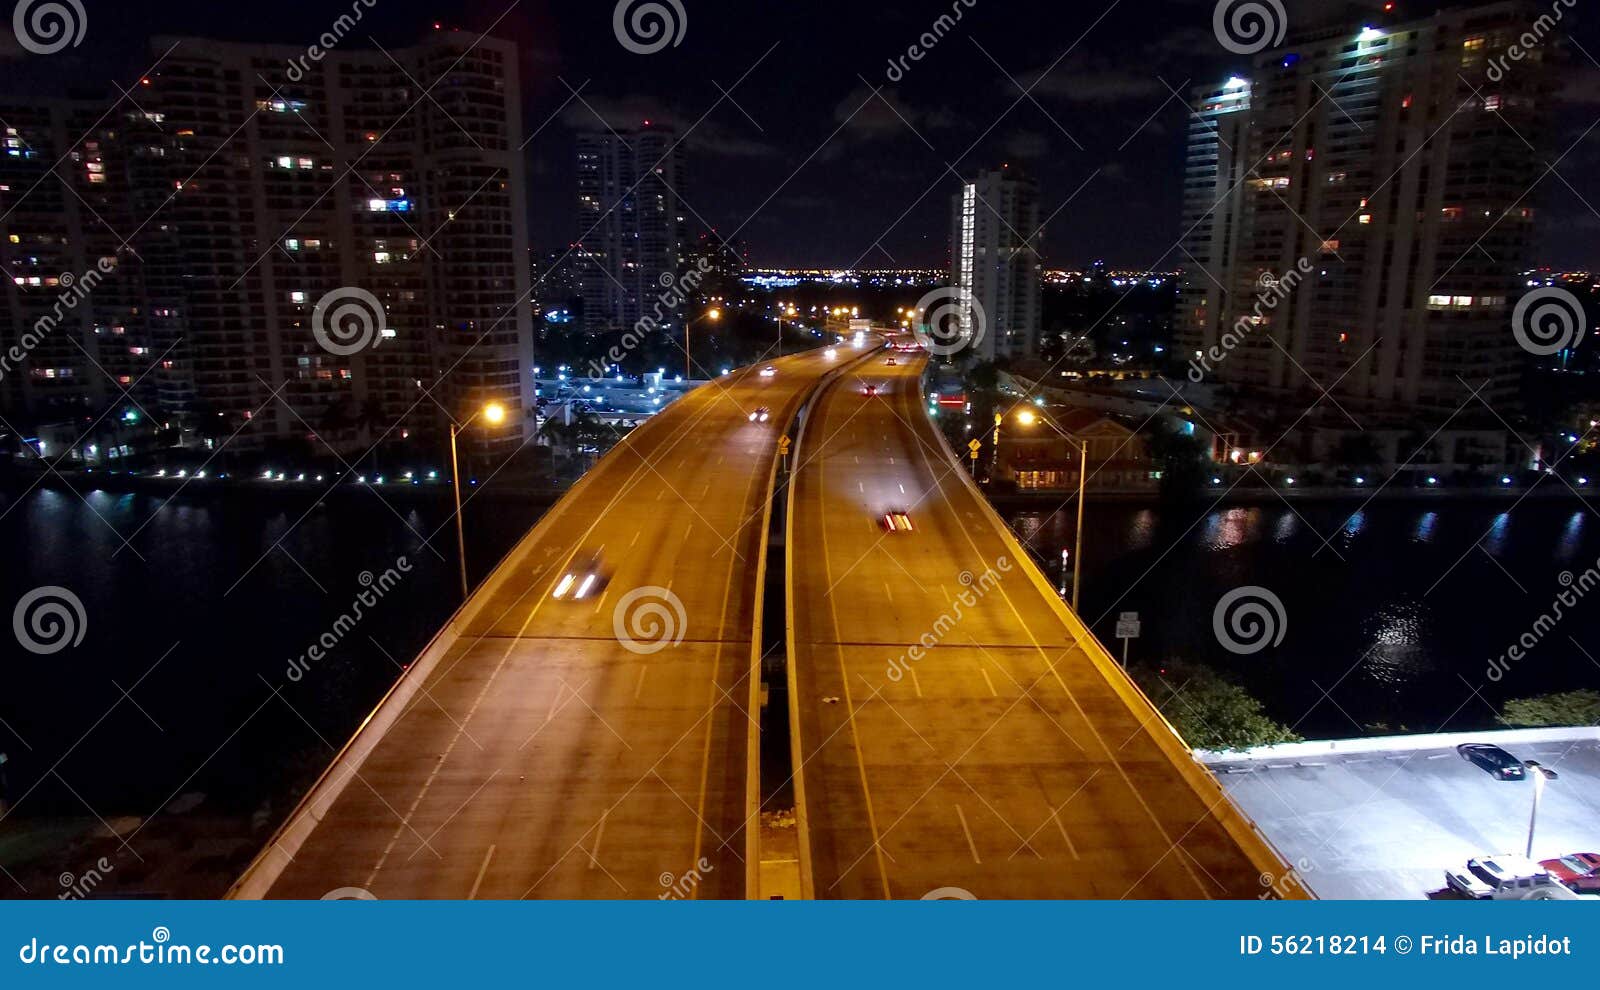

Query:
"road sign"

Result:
[[968, 439, 982, 453], [1115, 612, 1141, 639], [778, 436, 792, 456]]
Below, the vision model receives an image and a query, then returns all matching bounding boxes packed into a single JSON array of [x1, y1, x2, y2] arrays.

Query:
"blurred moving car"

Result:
[[551, 552, 607, 601], [760, 365, 777, 378], [881, 510, 914, 534], [1457, 743, 1527, 780], [748, 407, 771, 423]]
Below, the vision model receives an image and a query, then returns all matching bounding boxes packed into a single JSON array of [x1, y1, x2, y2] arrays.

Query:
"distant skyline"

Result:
[[3, 0, 1597, 270]]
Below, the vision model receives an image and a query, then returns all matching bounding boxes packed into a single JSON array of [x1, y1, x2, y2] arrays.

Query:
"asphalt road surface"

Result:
[[1210, 732, 1600, 899], [253, 345, 862, 899], [787, 352, 1298, 899]]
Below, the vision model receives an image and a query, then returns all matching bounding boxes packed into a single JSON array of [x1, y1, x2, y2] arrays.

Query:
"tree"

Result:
[[1499, 690, 1600, 728], [1145, 422, 1210, 503], [1132, 660, 1301, 752]]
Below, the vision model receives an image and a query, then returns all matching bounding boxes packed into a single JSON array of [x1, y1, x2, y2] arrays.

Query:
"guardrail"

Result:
[[777, 338, 888, 900], [1198, 726, 1600, 764]]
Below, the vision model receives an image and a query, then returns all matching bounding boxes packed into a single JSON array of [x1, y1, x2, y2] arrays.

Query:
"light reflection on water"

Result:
[[1480, 512, 1512, 556], [1013, 498, 1600, 736], [1201, 507, 1260, 551], [1413, 511, 1440, 543], [1361, 600, 1432, 692], [1558, 511, 1587, 564]]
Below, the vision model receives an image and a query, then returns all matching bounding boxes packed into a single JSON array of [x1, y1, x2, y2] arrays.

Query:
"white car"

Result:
[[748, 406, 770, 423], [760, 365, 777, 378], [1445, 855, 1557, 899], [824, 348, 838, 359]]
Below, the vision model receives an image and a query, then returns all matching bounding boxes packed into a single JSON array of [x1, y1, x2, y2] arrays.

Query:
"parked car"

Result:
[[1540, 853, 1600, 893], [1445, 855, 1551, 899], [1457, 743, 1527, 780]]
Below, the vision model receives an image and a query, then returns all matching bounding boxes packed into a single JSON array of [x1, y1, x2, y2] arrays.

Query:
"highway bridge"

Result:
[[233, 346, 856, 899], [231, 338, 1305, 900], [787, 354, 1303, 899]]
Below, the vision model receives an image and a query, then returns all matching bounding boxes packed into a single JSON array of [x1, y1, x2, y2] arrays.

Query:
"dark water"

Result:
[[1012, 498, 1600, 739], [0, 483, 548, 822], [2, 482, 1597, 826]]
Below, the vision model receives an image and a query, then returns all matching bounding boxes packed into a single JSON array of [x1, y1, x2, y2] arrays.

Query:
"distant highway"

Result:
[[235, 345, 867, 899], [787, 350, 1305, 899]]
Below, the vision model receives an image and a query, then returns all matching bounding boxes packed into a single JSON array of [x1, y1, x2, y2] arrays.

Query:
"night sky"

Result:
[[3, 0, 1598, 269]]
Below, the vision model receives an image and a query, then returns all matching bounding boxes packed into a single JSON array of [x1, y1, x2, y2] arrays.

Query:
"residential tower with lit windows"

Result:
[[1178, 1, 1558, 415], [948, 166, 1043, 362], [1, 30, 535, 458]]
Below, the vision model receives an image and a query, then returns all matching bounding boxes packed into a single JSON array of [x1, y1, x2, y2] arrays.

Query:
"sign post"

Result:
[[778, 435, 792, 472], [1114, 611, 1141, 669], [968, 438, 981, 476]]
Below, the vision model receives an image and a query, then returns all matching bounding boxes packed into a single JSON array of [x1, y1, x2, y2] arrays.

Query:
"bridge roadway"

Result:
[[787, 352, 1306, 899], [235, 345, 867, 899]]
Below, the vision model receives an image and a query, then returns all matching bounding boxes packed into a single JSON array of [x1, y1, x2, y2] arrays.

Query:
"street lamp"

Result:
[[779, 305, 797, 357], [684, 307, 721, 382], [1013, 405, 1089, 612], [449, 401, 506, 599], [1526, 760, 1558, 857]]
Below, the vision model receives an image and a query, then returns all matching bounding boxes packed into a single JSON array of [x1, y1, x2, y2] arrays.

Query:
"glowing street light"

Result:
[[684, 308, 721, 381], [1010, 405, 1088, 610], [449, 401, 508, 598]]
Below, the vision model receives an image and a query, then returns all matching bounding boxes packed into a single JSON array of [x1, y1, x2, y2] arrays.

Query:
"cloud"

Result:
[[1002, 130, 1050, 159], [560, 93, 781, 159], [830, 85, 958, 141], [1021, 59, 1165, 104]]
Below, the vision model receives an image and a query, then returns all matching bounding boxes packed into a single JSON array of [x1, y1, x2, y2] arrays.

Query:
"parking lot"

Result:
[[1204, 729, 1600, 900]]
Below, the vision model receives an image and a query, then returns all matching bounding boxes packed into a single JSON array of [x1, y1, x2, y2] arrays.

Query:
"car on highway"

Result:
[[760, 365, 777, 378], [551, 552, 606, 602], [885, 357, 898, 366], [748, 406, 770, 423], [824, 348, 838, 359], [881, 510, 914, 533], [1445, 855, 1555, 899], [862, 383, 879, 397], [1540, 853, 1600, 893], [1457, 743, 1527, 780]]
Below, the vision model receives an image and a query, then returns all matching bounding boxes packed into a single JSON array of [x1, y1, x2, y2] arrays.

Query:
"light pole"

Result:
[[778, 304, 796, 358], [1014, 406, 1089, 612], [449, 401, 507, 599], [1526, 761, 1557, 858], [684, 307, 721, 382]]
